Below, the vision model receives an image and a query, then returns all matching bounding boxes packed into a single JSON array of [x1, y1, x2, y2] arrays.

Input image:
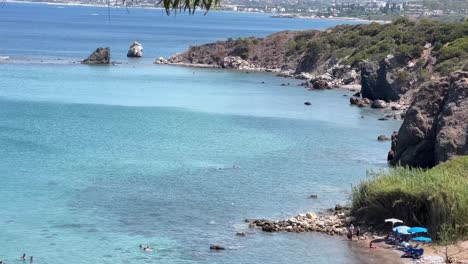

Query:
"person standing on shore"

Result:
[[356, 226, 361, 240], [348, 223, 355, 240]]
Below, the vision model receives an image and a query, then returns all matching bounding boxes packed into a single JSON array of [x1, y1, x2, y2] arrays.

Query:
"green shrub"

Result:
[[351, 156, 468, 241], [436, 37, 468, 62]]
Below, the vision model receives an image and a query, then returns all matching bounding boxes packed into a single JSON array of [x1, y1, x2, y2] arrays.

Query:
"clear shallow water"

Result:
[[0, 4, 399, 264]]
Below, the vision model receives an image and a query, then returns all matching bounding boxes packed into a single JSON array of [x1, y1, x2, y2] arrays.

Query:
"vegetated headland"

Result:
[[158, 17, 468, 242]]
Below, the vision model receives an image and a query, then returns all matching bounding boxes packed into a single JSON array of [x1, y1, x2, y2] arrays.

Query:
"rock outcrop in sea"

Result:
[[388, 71, 468, 167], [82, 47, 110, 64], [127, 42, 143, 58]]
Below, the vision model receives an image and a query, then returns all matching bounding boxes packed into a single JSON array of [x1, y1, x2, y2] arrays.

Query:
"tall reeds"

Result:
[[351, 156, 468, 241]]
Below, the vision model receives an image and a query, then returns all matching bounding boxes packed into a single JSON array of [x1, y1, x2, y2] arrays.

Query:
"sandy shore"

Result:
[[348, 236, 468, 264]]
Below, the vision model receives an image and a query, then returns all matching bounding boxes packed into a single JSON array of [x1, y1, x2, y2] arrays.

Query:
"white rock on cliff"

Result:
[[221, 56, 252, 70]]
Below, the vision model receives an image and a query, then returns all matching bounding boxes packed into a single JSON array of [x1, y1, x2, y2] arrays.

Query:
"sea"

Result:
[[0, 3, 401, 264]]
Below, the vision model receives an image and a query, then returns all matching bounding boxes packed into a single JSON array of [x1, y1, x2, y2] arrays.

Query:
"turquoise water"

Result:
[[0, 4, 400, 264]]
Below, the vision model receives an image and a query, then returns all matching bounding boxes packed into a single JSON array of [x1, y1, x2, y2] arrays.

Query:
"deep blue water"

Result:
[[0, 3, 399, 264], [0, 2, 363, 62]]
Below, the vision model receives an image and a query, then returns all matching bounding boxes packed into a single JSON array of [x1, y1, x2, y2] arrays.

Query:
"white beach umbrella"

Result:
[[385, 218, 403, 227]]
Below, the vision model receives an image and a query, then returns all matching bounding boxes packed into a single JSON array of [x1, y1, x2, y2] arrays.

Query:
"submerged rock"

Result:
[[127, 42, 143, 57], [82, 47, 110, 65], [377, 135, 390, 141], [210, 245, 225, 250]]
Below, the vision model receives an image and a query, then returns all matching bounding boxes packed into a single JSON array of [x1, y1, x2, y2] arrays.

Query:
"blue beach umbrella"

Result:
[[412, 237, 432, 243], [408, 227, 428, 233], [393, 225, 411, 235]]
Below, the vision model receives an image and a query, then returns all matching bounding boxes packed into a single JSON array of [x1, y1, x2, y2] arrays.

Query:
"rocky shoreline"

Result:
[[246, 205, 381, 239], [247, 207, 350, 236], [156, 54, 411, 121], [154, 20, 468, 168]]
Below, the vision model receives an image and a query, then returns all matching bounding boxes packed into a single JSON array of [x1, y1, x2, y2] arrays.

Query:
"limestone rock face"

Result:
[[82, 47, 110, 64], [361, 60, 401, 101], [221, 56, 252, 70], [389, 72, 468, 167], [127, 42, 143, 57], [435, 72, 468, 163]]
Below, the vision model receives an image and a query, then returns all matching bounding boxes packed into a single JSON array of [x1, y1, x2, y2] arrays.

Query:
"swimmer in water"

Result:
[[144, 246, 153, 252], [21, 254, 26, 261]]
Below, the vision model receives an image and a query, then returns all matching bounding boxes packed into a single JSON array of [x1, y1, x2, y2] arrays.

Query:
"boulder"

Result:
[[82, 47, 110, 65], [391, 105, 402, 111], [350, 96, 372, 107], [127, 41, 143, 57], [155, 57, 168, 64], [312, 79, 330, 90], [371, 100, 387, 109], [389, 72, 468, 167], [222, 56, 252, 70], [306, 212, 318, 220], [261, 224, 274, 232], [377, 135, 390, 141], [360, 60, 401, 101]]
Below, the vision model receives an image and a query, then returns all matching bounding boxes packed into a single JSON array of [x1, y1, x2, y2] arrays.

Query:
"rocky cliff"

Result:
[[162, 19, 466, 100], [165, 31, 306, 72], [388, 72, 468, 167]]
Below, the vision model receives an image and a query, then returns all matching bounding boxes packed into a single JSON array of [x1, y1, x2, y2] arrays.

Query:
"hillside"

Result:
[[165, 18, 467, 78]]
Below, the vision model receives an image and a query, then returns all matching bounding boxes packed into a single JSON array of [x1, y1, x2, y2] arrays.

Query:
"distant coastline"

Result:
[[4, 0, 389, 23]]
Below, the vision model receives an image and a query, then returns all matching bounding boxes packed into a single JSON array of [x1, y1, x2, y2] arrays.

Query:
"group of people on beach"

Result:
[[0, 253, 33, 264], [347, 223, 361, 240]]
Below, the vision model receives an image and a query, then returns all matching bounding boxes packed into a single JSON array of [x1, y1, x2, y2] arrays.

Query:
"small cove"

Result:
[[0, 4, 400, 263]]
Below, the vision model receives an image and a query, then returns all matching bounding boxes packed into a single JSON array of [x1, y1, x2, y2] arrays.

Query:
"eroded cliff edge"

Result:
[[388, 72, 468, 167]]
